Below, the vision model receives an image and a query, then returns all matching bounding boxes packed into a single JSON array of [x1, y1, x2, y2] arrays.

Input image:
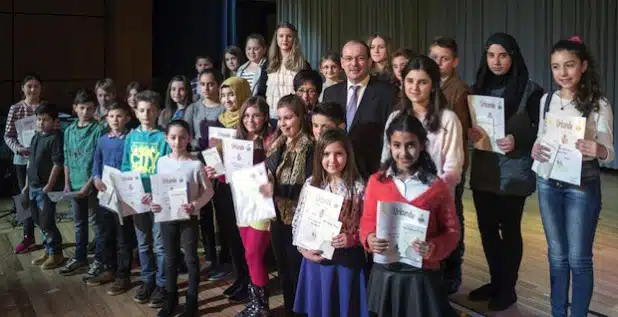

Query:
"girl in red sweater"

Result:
[[360, 113, 460, 317]]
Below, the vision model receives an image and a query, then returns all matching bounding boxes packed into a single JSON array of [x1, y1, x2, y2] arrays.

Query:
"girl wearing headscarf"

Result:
[[467, 33, 544, 311], [201, 77, 253, 302]]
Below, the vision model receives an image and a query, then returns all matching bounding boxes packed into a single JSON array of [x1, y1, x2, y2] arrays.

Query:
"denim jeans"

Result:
[[72, 193, 97, 262], [29, 186, 62, 254], [134, 212, 165, 288], [97, 206, 136, 276], [538, 172, 601, 317]]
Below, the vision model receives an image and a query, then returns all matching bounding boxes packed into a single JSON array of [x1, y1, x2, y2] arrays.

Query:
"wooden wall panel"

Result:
[[14, 0, 104, 16], [13, 15, 104, 81], [0, 0, 10, 13], [0, 14, 11, 81]]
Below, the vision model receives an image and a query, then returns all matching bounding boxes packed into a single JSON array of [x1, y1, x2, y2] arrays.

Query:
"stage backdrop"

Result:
[[277, 0, 618, 169]]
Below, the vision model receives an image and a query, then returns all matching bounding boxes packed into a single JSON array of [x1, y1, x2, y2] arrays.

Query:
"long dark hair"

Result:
[[311, 128, 362, 232], [551, 37, 604, 115], [161, 75, 192, 126], [379, 112, 437, 184], [396, 55, 448, 133], [222, 46, 246, 79]]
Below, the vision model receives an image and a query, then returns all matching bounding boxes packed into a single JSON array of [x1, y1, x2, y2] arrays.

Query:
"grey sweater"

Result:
[[183, 102, 225, 150], [469, 80, 544, 197]]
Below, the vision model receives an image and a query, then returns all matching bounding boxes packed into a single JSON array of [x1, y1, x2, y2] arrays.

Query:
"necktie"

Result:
[[347, 85, 360, 132]]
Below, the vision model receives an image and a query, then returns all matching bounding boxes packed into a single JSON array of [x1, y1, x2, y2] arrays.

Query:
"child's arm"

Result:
[[190, 164, 215, 210], [4, 105, 28, 156], [424, 182, 461, 262], [78, 177, 94, 196], [44, 166, 63, 193], [63, 166, 71, 192], [46, 134, 65, 193]]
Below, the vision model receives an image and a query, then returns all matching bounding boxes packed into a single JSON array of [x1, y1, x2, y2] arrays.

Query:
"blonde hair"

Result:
[[267, 22, 305, 73]]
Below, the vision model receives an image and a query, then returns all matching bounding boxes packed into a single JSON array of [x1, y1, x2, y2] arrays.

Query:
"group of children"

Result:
[[3, 22, 613, 317]]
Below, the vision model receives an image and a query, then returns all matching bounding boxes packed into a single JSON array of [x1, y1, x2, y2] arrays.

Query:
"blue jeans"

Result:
[[72, 193, 97, 262], [538, 175, 601, 317], [29, 186, 62, 254], [134, 212, 165, 288]]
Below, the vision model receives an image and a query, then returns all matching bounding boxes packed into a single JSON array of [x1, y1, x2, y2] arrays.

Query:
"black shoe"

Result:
[[108, 277, 132, 296], [149, 286, 167, 308], [59, 257, 88, 276], [182, 294, 198, 317], [228, 284, 250, 303], [468, 283, 493, 302], [157, 291, 178, 317], [488, 291, 517, 311], [82, 260, 104, 282], [133, 283, 155, 304], [223, 278, 244, 297], [87, 240, 96, 255], [443, 278, 462, 295], [236, 284, 270, 317]]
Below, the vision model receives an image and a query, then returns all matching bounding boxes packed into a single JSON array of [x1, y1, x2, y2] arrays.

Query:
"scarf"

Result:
[[218, 77, 251, 128]]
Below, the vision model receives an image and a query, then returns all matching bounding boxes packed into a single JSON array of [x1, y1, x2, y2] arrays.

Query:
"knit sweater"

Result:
[[92, 132, 128, 180], [63, 120, 105, 190]]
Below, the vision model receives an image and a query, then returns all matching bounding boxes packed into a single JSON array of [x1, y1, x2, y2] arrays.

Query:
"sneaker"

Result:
[[207, 267, 231, 281], [468, 283, 494, 302], [87, 240, 96, 255], [148, 286, 167, 308], [41, 254, 65, 270], [86, 270, 115, 286], [15, 236, 35, 254], [59, 257, 88, 276], [228, 284, 249, 303], [108, 278, 132, 296], [133, 283, 154, 304], [82, 260, 104, 282], [31, 253, 49, 266]]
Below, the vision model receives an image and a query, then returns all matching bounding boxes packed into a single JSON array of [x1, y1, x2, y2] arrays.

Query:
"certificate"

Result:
[[374, 201, 430, 268], [151, 174, 189, 223], [222, 138, 254, 183], [47, 191, 81, 203], [97, 166, 133, 224], [208, 127, 237, 140], [111, 171, 149, 214], [468, 95, 506, 154], [293, 186, 344, 259], [532, 113, 586, 185], [13, 193, 31, 223], [229, 162, 276, 225], [202, 147, 225, 177], [15, 115, 37, 147]]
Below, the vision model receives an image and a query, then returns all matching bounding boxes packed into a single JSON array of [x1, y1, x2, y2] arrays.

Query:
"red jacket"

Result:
[[359, 172, 461, 270]]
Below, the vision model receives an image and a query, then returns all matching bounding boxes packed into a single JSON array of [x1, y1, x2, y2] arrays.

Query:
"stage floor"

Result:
[[1, 171, 617, 317]]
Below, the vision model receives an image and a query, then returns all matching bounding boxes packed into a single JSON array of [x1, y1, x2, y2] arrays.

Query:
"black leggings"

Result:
[[161, 217, 200, 295], [270, 219, 302, 312]]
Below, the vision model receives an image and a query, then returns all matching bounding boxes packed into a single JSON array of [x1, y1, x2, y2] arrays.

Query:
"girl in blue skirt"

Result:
[[291, 128, 368, 317]]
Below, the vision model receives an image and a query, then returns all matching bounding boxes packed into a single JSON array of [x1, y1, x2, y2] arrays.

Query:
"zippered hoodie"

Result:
[[121, 125, 170, 192], [64, 120, 105, 190]]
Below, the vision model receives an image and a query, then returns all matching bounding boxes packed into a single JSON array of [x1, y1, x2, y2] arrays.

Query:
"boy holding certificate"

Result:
[[121, 90, 171, 308], [89, 103, 136, 295]]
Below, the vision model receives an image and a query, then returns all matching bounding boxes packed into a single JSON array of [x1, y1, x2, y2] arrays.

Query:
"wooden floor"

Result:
[[1, 171, 618, 316]]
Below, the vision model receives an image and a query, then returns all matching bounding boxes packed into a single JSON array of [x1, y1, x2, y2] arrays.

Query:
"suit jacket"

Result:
[[323, 76, 397, 180]]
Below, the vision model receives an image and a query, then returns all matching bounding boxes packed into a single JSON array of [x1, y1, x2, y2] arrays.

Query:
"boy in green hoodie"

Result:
[[59, 89, 106, 277], [121, 90, 170, 308]]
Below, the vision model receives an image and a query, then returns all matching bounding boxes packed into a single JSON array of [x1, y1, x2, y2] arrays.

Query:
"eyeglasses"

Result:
[[341, 56, 368, 63], [297, 89, 317, 96]]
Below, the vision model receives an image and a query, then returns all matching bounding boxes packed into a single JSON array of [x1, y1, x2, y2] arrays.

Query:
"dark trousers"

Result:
[[473, 190, 526, 294], [213, 182, 249, 282], [443, 175, 466, 289], [199, 200, 230, 265], [15, 165, 35, 239], [98, 206, 136, 278], [271, 219, 302, 312], [162, 217, 200, 295]]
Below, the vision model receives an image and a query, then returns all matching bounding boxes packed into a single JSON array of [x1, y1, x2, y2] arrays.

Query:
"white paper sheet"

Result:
[[374, 201, 430, 268], [222, 138, 254, 183], [208, 127, 237, 140], [111, 171, 149, 214], [151, 174, 189, 223], [468, 95, 506, 154], [15, 115, 37, 147], [229, 163, 276, 225], [97, 166, 133, 225], [202, 147, 225, 177], [47, 191, 81, 203]]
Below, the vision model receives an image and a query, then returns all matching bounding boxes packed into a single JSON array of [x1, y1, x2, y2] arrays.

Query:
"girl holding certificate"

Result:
[[262, 94, 314, 315], [150, 120, 214, 317], [234, 96, 275, 317], [292, 128, 368, 317], [360, 113, 460, 317], [467, 33, 544, 311], [531, 37, 614, 317]]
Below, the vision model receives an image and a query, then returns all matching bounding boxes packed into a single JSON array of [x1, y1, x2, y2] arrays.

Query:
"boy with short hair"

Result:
[[190, 56, 214, 102], [59, 89, 106, 277], [429, 36, 472, 294], [121, 90, 171, 308], [95, 78, 117, 121], [87, 103, 136, 295], [24, 103, 65, 269], [311, 102, 346, 139]]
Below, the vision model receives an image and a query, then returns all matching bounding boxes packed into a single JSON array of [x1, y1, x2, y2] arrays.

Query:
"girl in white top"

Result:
[[149, 120, 214, 317], [380, 55, 464, 187], [265, 22, 308, 119], [530, 37, 613, 317]]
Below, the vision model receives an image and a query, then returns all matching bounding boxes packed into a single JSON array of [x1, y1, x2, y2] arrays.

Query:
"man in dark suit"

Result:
[[322, 40, 397, 180]]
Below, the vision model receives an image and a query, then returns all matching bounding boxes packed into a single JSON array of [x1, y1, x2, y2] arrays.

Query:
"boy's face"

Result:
[[37, 113, 56, 133], [429, 45, 459, 77], [195, 58, 213, 73], [74, 102, 96, 122], [96, 88, 116, 108], [136, 101, 159, 127], [106, 109, 129, 132], [312, 114, 343, 139]]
